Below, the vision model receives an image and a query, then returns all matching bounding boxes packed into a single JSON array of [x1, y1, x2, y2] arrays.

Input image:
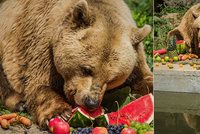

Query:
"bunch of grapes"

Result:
[[107, 124, 124, 134], [128, 121, 153, 134], [72, 127, 92, 134]]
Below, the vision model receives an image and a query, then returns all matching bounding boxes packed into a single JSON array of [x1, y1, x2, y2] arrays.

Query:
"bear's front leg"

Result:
[[127, 43, 153, 95], [25, 85, 72, 128], [127, 67, 153, 95]]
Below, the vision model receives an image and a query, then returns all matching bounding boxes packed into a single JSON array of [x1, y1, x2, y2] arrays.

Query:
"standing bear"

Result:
[[0, 0, 152, 127]]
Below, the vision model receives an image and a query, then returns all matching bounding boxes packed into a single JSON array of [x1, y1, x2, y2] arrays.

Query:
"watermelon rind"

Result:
[[94, 114, 108, 127], [77, 108, 95, 120], [68, 110, 93, 128], [68, 107, 104, 127]]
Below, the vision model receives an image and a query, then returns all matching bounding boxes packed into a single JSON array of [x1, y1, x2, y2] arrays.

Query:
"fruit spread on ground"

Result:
[[47, 93, 154, 134], [154, 40, 200, 70]]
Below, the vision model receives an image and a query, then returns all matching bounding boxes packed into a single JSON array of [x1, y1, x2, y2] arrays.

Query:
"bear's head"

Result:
[[50, 0, 151, 110]]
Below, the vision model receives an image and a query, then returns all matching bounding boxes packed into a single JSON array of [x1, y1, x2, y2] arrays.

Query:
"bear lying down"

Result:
[[0, 0, 152, 127]]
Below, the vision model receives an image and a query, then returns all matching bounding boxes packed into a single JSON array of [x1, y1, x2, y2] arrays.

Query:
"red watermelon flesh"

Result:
[[77, 107, 104, 119], [104, 93, 154, 125]]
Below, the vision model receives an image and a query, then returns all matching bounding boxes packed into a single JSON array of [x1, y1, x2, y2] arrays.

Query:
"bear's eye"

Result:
[[81, 66, 93, 76]]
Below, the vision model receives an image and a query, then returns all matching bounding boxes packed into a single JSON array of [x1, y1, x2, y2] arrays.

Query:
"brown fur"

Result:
[[167, 3, 200, 56], [0, 0, 152, 127], [184, 114, 200, 134]]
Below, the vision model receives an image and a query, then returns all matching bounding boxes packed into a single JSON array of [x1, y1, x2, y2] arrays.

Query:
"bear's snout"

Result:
[[83, 96, 100, 110]]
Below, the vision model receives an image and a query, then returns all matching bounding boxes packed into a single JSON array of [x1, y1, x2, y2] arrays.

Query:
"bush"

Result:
[[125, 0, 153, 70]]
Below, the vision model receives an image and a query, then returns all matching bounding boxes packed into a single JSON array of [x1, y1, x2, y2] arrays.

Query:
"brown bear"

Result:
[[167, 3, 200, 56], [0, 0, 152, 127], [184, 114, 200, 134]]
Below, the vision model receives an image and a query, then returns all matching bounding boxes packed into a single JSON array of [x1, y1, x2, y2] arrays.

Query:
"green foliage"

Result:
[[154, 16, 175, 50], [125, 0, 153, 70], [0, 105, 32, 120], [0, 105, 12, 115], [159, 4, 191, 15], [102, 87, 135, 113]]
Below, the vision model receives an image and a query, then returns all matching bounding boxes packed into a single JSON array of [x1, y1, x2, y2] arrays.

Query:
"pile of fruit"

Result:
[[48, 118, 153, 134], [48, 94, 154, 134], [154, 40, 200, 69], [0, 93, 154, 134], [154, 53, 199, 63], [154, 53, 200, 69], [154, 40, 198, 61]]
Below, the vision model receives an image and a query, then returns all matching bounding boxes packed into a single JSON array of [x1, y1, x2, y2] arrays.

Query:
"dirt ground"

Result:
[[0, 124, 49, 134]]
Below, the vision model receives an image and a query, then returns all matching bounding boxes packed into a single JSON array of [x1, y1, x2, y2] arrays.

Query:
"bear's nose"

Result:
[[84, 97, 99, 110]]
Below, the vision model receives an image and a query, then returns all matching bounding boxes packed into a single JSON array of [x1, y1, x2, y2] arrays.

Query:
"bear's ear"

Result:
[[192, 4, 200, 19], [193, 17, 200, 28], [131, 25, 151, 45], [72, 0, 89, 28]]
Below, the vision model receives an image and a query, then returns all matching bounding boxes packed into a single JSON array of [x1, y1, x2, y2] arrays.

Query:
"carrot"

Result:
[[8, 118, 17, 125], [182, 55, 189, 60], [0, 119, 10, 129], [189, 54, 198, 59], [16, 115, 32, 127], [0, 113, 17, 120]]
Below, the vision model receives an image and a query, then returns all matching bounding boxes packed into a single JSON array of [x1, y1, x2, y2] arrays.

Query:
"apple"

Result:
[[92, 127, 108, 134], [173, 56, 179, 62], [53, 121, 70, 134], [121, 128, 137, 134], [178, 54, 183, 60], [155, 56, 161, 62], [164, 56, 169, 62], [48, 117, 62, 132]]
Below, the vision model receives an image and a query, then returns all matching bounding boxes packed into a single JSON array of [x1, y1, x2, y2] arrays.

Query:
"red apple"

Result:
[[121, 128, 137, 134], [178, 54, 183, 60], [92, 127, 108, 134], [48, 117, 62, 132], [53, 121, 70, 134]]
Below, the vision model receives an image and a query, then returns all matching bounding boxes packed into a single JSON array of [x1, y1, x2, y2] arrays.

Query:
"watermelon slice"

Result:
[[95, 94, 154, 126], [153, 49, 167, 55], [68, 107, 104, 127]]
